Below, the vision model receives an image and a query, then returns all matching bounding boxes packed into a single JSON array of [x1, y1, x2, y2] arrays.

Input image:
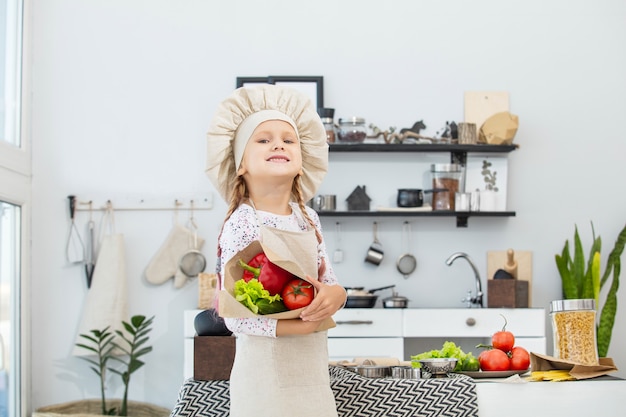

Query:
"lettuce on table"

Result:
[[411, 341, 479, 372]]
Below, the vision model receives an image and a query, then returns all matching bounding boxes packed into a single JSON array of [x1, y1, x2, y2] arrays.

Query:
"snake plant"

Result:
[[555, 223, 626, 357]]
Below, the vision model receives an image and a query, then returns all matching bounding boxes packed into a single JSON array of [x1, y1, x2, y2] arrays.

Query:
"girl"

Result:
[[206, 85, 347, 417]]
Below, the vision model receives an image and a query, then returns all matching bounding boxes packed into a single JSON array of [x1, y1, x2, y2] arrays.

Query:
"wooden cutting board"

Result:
[[487, 250, 532, 304], [464, 91, 510, 135]]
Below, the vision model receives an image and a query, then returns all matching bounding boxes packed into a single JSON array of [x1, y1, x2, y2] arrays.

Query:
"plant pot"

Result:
[[34, 399, 171, 417]]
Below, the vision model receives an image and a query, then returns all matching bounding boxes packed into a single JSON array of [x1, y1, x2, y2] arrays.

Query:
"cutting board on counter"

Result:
[[487, 250, 532, 305]]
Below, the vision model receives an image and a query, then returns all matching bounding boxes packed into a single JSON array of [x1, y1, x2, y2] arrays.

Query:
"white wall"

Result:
[[29, 0, 626, 410]]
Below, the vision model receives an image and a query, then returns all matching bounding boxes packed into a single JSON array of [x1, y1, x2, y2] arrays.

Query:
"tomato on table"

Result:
[[491, 315, 515, 353], [478, 349, 510, 371], [509, 346, 531, 370]]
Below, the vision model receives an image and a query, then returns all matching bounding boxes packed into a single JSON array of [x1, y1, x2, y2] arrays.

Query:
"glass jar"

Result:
[[550, 299, 599, 365], [338, 117, 367, 143], [318, 107, 337, 144], [430, 164, 462, 211]]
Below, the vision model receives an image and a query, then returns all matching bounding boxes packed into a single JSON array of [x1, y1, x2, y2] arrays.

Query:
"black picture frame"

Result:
[[235, 75, 324, 109], [235, 77, 270, 88]]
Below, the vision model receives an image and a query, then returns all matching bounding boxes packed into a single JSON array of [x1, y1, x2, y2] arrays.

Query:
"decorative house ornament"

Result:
[[346, 186, 371, 211]]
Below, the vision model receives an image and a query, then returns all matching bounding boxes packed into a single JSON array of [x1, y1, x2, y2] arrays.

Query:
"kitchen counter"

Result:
[[475, 376, 624, 417], [169, 370, 625, 417]]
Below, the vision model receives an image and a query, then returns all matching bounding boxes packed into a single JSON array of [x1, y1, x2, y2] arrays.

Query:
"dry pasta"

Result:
[[551, 310, 599, 366]]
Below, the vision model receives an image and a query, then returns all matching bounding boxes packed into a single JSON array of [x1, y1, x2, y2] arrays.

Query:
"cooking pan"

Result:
[[397, 189, 449, 208], [344, 285, 395, 308], [364, 222, 384, 265]]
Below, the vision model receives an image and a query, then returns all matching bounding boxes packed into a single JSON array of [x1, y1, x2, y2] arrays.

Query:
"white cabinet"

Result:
[[327, 309, 404, 361], [185, 308, 546, 376], [403, 308, 547, 356], [326, 308, 546, 361]]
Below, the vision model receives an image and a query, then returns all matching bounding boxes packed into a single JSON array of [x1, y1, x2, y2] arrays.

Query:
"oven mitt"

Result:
[[144, 223, 205, 286]]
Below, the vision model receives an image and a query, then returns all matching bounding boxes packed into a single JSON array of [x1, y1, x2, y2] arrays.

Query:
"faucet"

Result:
[[445, 252, 484, 308]]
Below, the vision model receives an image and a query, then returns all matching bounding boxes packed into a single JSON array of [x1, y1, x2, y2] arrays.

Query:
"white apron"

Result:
[[228, 209, 338, 417]]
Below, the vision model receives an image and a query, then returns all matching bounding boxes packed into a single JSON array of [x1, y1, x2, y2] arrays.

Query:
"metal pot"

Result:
[[344, 285, 395, 308], [355, 365, 392, 378], [396, 189, 448, 208], [382, 291, 410, 309]]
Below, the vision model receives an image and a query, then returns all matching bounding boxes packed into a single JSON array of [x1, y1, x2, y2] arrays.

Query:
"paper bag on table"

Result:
[[218, 240, 335, 332], [530, 352, 618, 380], [478, 111, 519, 145]]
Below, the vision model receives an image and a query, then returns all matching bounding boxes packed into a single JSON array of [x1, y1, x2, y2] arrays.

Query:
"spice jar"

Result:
[[318, 108, 337, 144], [338, 117, 367, 143], [430, 164, 462, 210], [550, 299, 599, 366]]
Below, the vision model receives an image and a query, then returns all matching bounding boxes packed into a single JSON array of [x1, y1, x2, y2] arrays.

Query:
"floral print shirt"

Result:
[[218, 202, 337, 338]]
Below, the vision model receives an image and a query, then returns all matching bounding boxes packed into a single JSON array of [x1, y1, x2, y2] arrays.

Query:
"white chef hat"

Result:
[[206, 84, 328, 202]]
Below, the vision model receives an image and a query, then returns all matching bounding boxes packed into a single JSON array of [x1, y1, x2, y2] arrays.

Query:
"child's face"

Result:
[[238, 120, 303, 180]]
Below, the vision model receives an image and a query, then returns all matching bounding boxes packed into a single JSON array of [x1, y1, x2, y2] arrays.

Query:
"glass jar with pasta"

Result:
[[550, 299, 599, 365]]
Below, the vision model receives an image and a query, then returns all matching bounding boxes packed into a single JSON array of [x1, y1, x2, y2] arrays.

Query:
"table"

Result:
[[170, 366, 479, 417], [475, 376, 626, 417]]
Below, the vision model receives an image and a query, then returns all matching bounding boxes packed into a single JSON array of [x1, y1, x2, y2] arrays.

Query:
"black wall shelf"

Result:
[[317, 210, 516, 228], [328, 143, 517, 153]]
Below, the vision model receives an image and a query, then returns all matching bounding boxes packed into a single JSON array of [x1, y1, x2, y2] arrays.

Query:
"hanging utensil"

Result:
[[364, 221, 384, 265], [84, 202, 96, 288], [179, 201, 207, 278], [333, 222, 344, 263], [65, 195, 85, 265], [396, 221, 417, 279]]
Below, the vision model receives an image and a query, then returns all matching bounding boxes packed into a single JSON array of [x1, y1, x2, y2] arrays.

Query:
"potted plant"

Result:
[[555, 223, 626, 357], [35, 315, 170, 417]]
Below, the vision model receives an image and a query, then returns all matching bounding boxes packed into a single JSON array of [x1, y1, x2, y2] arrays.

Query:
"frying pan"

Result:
[[396, 221, 417, 279], [344, 285, 395, 308]]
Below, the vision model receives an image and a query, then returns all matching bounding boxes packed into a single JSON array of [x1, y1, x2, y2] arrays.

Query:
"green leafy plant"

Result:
[[75, 327, 117, 415], [481, 160, 498, 191], [75, 315, 155, 416], [555, 223, 626, 357]]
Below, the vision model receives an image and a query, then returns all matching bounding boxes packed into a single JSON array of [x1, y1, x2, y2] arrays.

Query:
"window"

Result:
[[0, 1, 26, 416]]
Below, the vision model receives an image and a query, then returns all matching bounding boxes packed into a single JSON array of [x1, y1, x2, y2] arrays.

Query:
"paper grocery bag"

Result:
[[530, 352, 618, 380], [218, 240, 335, 332]]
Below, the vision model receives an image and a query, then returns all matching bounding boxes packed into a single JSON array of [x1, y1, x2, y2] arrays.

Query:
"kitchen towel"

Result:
[[73, 207, 128, 356]]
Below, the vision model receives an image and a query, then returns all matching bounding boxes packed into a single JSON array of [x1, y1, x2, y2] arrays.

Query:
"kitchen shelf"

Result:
[[326, 143, 517, 226], [328, 143, 517, 153], [317, 210, 516, 227]]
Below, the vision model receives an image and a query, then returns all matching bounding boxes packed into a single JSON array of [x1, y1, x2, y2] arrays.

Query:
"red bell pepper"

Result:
[[239, 252, 294, 295]]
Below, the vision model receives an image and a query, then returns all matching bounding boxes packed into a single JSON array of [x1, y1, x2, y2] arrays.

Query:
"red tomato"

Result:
[[492, 331, 515, 353], [281, 278, 314, 310], [492, 315, 515, 352], [509, 346, 530, 371], [478, 349, 510, 371]]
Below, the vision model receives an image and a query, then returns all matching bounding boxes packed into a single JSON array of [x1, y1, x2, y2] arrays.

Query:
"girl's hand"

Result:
[[299, 277, 346, 322]]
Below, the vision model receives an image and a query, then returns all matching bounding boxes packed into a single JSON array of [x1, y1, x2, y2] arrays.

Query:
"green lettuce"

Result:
[[410, 341, 478, 371], [234, 278, 282, 314]]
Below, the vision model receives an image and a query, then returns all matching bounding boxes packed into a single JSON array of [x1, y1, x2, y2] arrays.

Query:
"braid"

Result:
[[224, 175, 248, 221], [216, 175, 248, 290], [293, 175, 327, 278]]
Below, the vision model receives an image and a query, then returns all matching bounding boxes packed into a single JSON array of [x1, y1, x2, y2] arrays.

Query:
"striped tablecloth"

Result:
[[170, 366, 479, 417]]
